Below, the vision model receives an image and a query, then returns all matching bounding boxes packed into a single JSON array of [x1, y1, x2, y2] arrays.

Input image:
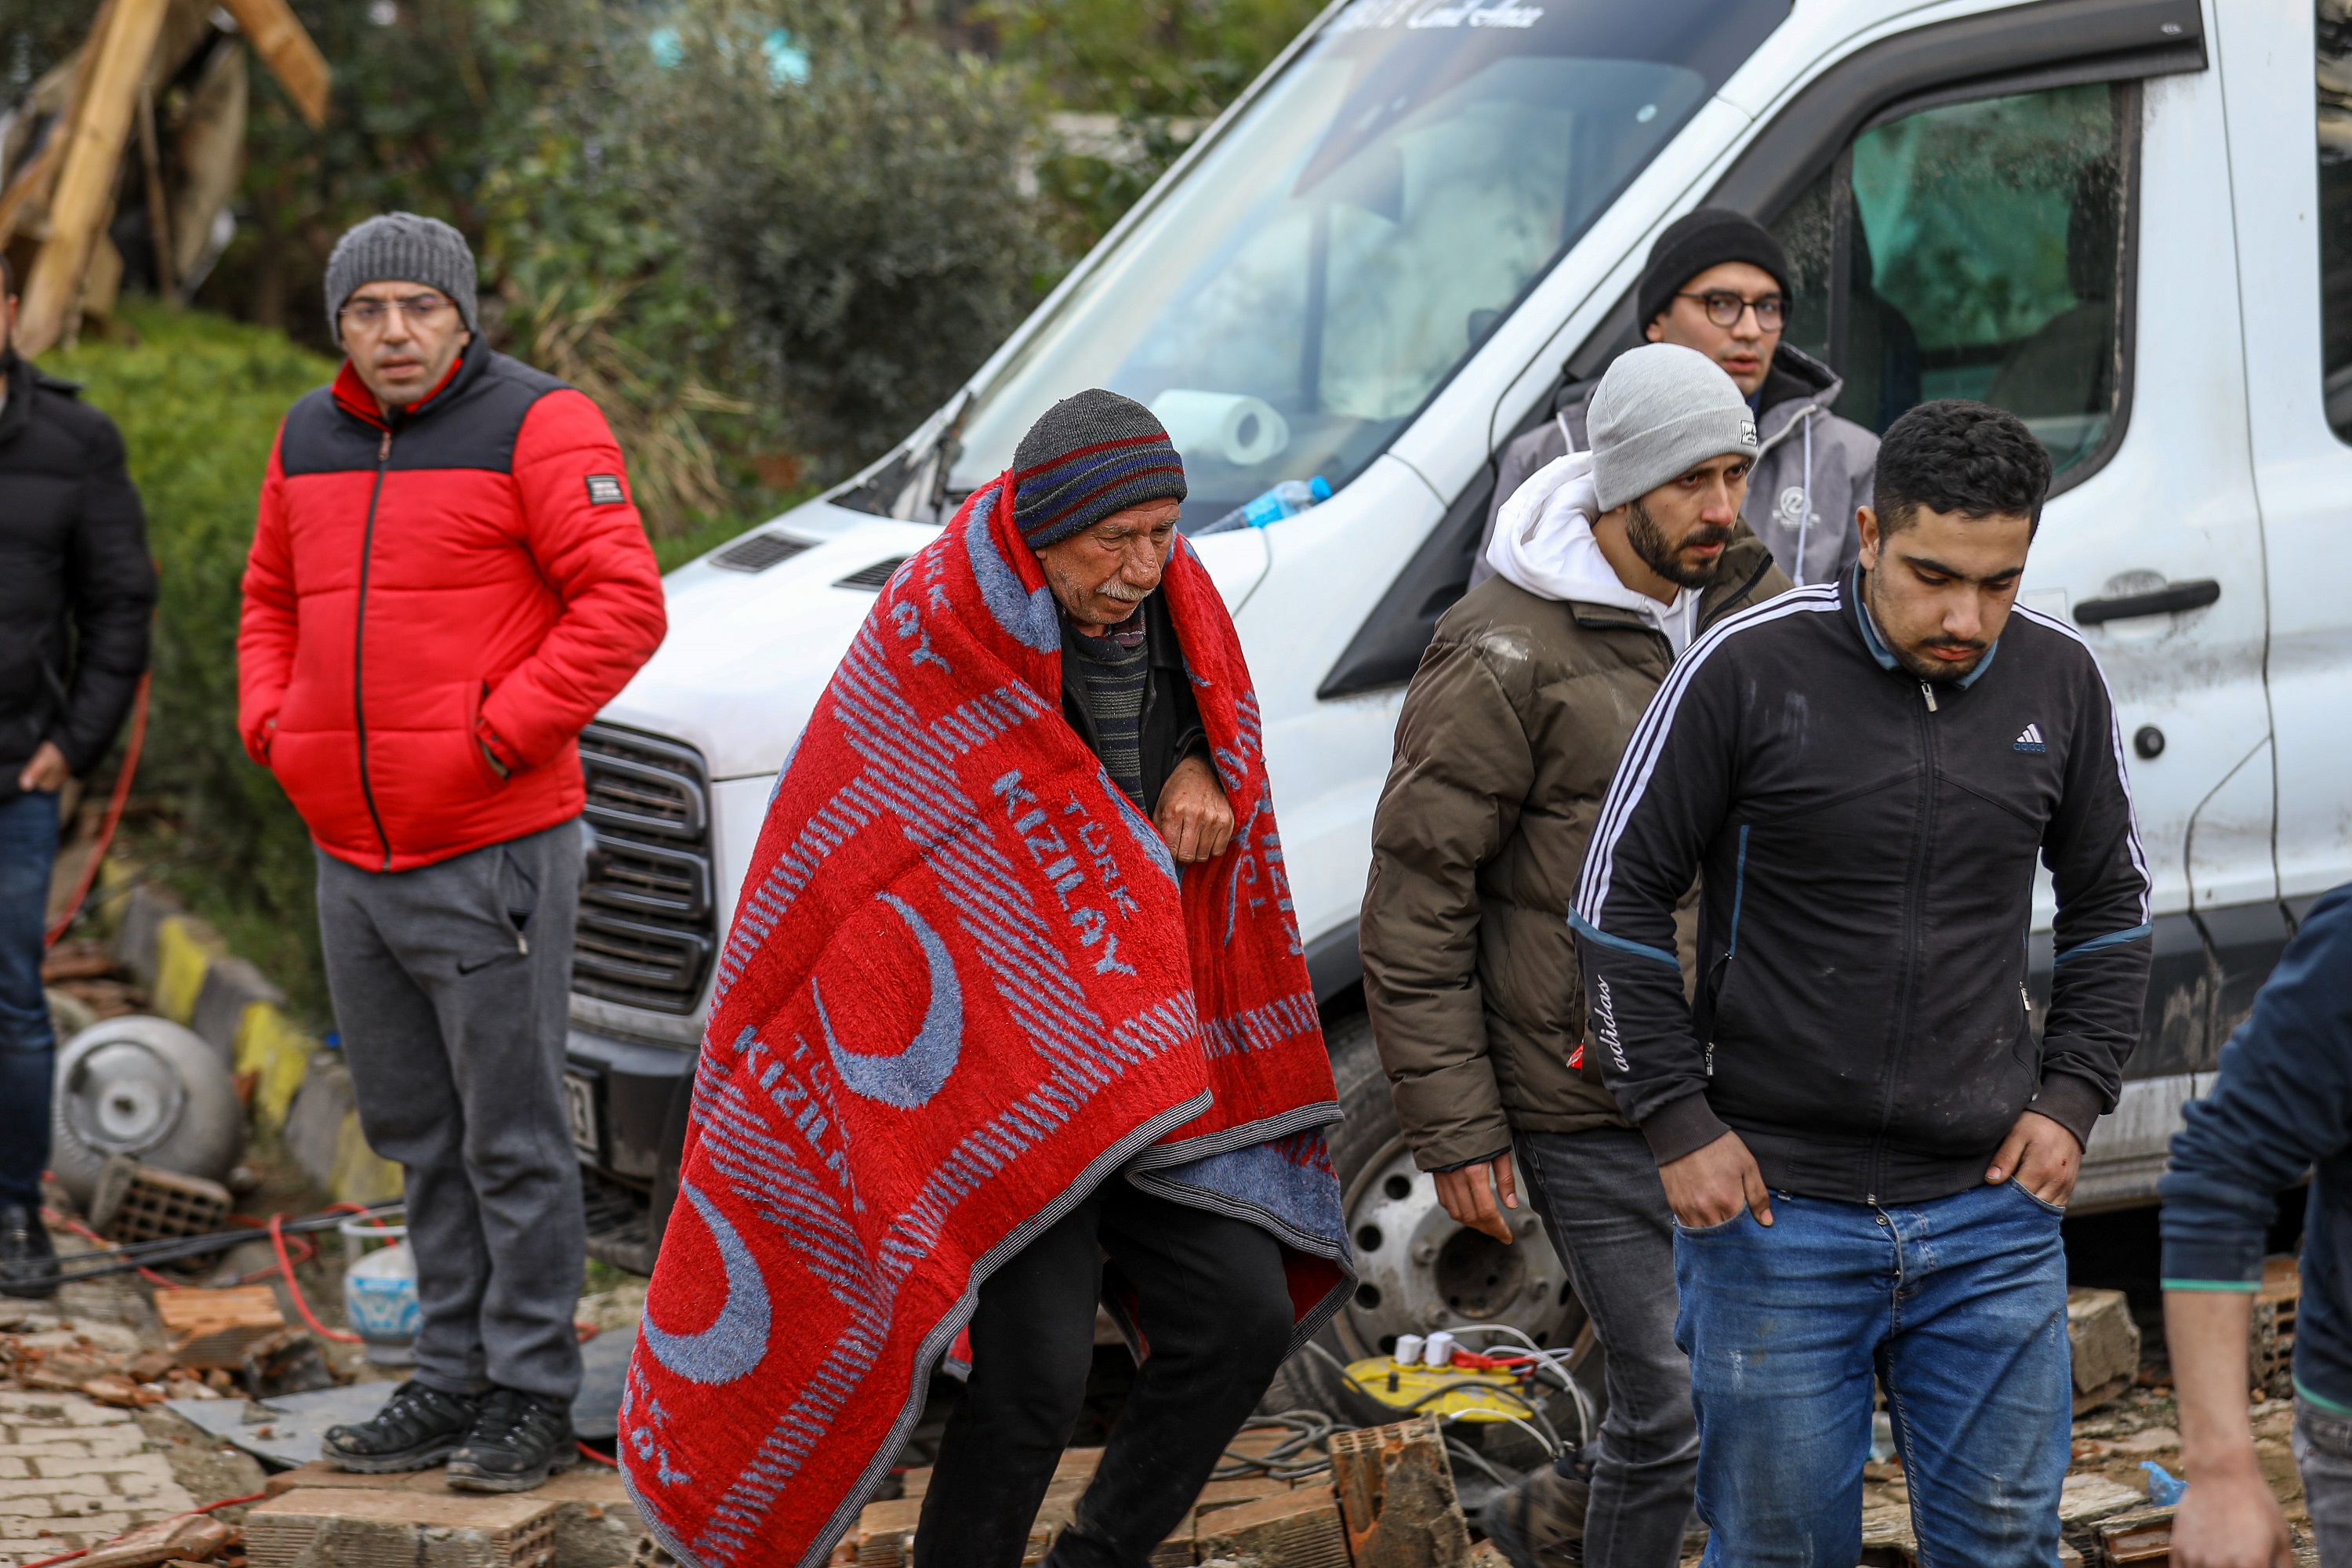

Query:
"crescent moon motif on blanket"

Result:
[[815, 892, 964, 1109], [640, 1182, 771, 1385]]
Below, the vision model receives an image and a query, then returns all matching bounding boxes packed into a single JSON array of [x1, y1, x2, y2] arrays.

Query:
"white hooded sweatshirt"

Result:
[[1483, 449, 1702, 656]]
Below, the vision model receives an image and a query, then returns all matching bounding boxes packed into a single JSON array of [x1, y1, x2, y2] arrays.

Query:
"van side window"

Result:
[[1771, 82, 2132, 480], [2318, 2, 2352, 441]]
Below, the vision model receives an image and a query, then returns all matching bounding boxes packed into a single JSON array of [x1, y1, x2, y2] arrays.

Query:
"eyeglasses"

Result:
[[339, 293, 454, 331], [1678, 290, 1788, 329]]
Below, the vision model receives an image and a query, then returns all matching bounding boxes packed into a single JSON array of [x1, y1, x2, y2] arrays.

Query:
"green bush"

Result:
[[46, 303, 340, 1019], [604, 0, 1050, 475]]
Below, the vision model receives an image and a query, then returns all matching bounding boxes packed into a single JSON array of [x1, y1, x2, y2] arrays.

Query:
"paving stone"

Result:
[[31, 1453, 176, 1480]]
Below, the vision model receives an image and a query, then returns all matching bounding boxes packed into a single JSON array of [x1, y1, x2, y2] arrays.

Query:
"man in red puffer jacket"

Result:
[[238, 213, 666, 1493]]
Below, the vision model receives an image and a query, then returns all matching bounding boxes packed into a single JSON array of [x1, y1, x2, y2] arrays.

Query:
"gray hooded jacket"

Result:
[[1475, 344, 1878, 590]]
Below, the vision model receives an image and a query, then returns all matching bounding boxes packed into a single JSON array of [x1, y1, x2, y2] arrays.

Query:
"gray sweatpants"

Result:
[[316, 818, 586, 1403]]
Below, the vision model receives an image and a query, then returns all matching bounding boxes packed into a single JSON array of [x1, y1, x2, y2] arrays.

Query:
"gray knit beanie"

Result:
[[1011, 390, 1188, 550], [1588, 343, 1759, 512], [325, 212, 479, 339]]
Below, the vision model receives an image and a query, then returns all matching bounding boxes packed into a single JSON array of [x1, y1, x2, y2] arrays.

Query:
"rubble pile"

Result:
[[837, 1414, 1498, 1568]]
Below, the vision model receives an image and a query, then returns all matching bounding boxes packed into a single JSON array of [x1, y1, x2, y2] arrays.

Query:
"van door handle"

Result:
[[2073, 579, 2221, 626]]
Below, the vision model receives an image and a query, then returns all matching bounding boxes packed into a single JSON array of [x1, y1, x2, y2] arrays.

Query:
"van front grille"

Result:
[[576, 724, 716, 1014]]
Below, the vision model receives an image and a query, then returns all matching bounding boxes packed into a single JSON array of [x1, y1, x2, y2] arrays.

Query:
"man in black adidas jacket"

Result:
[[1571, 401, 2149, 1566]]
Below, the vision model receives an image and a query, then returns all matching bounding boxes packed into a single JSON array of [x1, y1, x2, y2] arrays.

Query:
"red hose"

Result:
[[40, 1205, 194, 1290], [270, 1213, 361, 1344], [19, 1486, 267, 1568], [44, 670, 148, 949], [42, 1205, 317, 1290], [577, 1441, 619, 1468]]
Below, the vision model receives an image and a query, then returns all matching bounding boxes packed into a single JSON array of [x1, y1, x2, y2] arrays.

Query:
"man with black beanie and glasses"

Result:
[[1573, 401, 2150, 1565], [0, 253, 157, 1299], [1480, 206, 1878, 590]]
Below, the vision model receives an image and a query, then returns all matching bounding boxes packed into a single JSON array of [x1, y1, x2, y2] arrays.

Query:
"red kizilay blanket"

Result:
[[619, 474, 1353, 1567]]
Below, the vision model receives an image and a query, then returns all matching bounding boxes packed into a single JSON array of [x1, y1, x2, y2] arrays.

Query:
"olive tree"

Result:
[[627, 0, 1048, 473]]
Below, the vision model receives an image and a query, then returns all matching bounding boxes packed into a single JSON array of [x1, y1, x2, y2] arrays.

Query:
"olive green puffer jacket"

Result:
[[1362, 526, 1787, 1170]]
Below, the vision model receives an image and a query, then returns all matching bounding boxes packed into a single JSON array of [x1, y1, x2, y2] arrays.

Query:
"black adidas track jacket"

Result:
[[1570, 572, 2152, 1204]]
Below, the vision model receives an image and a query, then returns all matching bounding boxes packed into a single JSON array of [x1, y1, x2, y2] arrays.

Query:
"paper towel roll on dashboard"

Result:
[[1149, 390, 1291, 468]]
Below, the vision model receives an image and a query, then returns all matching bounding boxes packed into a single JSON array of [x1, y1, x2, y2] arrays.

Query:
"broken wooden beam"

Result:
[[14, 0, 170, 355], [214, 0, 329, 129]]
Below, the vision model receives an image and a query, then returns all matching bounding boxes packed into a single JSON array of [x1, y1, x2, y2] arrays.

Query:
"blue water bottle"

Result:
[[1206, 476, 1332, 532]]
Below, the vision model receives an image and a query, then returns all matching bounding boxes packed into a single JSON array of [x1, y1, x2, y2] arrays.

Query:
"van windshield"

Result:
[[944, 0, 1788, 529]]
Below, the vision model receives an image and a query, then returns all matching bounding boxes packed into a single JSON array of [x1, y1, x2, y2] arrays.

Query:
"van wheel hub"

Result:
[[1336, 1136, 1577, 1358]]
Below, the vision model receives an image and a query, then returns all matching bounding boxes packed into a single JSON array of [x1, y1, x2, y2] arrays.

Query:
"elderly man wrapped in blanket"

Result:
[[619, 390, 1354, 1568]]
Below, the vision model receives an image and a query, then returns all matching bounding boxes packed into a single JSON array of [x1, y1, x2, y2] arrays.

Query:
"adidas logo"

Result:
[[2014, 723, 2048, 753]]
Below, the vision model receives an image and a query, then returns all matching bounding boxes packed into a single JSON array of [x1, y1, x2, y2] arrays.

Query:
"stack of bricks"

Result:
[[0, 1388, 197, 1563], [2251, 1254, 2302, 1402]]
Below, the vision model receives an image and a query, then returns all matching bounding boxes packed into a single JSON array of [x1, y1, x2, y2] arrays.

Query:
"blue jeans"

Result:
[[0, 790, 60, 1210], [1675, 1180, 2071, 1568]]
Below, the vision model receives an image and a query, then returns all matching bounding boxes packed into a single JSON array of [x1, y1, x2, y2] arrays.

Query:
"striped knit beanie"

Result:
[[1011, 390, 1188, 550]]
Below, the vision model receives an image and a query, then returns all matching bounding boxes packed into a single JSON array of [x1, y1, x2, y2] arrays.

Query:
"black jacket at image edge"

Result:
[[0, 348, 156, 797], [1570, 572, 2153, 1205]]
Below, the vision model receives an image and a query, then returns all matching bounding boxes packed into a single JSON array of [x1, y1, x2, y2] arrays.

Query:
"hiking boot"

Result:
[[321, 1380, 481, 1472], [0, 1204, 58, 1300], [447, 1386, 577, 1493], [1479, 1465, 1589, 1567]]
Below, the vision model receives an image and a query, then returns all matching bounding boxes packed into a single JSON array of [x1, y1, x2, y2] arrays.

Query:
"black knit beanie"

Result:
[[1636, 207, 1793, 331], [1011, 390, 1188, 550]]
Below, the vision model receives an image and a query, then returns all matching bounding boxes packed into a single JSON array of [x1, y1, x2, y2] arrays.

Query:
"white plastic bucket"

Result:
[[340, 1214, 419, 1366]]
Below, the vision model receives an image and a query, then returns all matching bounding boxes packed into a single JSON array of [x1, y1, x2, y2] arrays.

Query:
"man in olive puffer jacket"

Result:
[[1363, 344, 1788, 1566]]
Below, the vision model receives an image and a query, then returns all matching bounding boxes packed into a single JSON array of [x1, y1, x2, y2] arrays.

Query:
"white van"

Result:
[[561, 0, 2352, 1366]]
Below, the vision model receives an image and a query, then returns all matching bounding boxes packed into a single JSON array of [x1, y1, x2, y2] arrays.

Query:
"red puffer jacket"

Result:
[[238, 342, 667, 873]]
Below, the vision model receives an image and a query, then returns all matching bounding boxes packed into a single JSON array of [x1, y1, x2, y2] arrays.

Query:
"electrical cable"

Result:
[[1301, 1335, 1567, 1460], [13, 1200, 399, 1289], [1444, 1436, 1519, 1490], [39, 1207, 194, 1290], [1211, 1410, 1338, 1482], [43, 670, 149, 949], [1434, 1321, 1596, 1451]]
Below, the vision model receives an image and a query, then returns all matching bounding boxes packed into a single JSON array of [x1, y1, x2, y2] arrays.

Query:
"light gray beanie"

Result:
[[1588, 343, 1759, 512], [325, 212, 479, 339]]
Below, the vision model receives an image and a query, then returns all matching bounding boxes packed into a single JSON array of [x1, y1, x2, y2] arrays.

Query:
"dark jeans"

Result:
[[1675, 1181, 2071, 1567], [915, 1179, 1294, 1568], [1515, 1127, 1698, 1568], [0, 790, 59, 1210], [316, 819, 586, 1403], [2295, 1396, 2352, 1565]]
